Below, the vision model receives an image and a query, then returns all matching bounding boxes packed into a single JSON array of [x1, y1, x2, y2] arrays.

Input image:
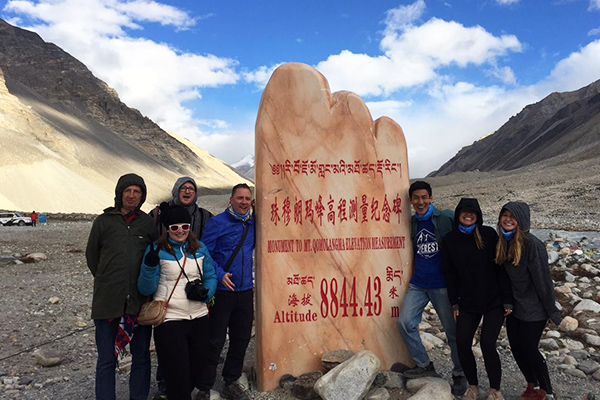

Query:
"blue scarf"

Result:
[[227, 204, 252, 222], [458, 223, 475, 234], [415, 204, 434, 221], [501, 227, 516, 240]]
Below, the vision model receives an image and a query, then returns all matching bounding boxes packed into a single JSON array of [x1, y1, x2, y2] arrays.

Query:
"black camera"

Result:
[[185, 279, 208, 301]]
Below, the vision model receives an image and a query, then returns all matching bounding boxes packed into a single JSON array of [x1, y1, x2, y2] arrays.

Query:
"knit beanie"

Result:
[[161, 204, 192, 227]]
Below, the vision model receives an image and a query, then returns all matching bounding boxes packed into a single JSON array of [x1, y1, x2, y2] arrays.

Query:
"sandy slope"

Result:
[[0, 68, 251, 214]]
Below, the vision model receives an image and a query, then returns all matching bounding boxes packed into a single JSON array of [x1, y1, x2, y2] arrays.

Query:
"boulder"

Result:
[[321, 349, 355, 372], [574, 300, 600, 313], [405, 377, 453, 400], [314, 350, 380, 400]]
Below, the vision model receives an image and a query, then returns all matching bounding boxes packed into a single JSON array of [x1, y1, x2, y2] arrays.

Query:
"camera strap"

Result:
[[192, 254, 204, 282], [166, 262, 185, 305], [222, 222, 250, 272], [174, 253, 190, 282]]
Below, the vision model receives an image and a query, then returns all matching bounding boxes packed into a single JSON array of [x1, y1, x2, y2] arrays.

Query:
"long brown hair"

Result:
[[495, 225, 524, 265], [155, 230, 200, 255], [473, 225, 484, 250]]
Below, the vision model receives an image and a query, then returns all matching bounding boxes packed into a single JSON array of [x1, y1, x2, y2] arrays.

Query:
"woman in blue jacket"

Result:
[[138, 205, 217, 400]]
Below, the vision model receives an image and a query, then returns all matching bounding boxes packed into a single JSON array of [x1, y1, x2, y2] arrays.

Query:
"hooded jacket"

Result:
[[86, 173, 157, 319], [441, 198, 512, 313], [201, 208, 255, 292], [137, 237, 218, 322], [150, 176, 213, 240], [499, 201, 561, 324]]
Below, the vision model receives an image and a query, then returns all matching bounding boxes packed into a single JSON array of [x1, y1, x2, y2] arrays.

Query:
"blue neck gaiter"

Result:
[[459, 224, 475, 234], [415, 204, 434, 221], [501, 227, 516, 241]]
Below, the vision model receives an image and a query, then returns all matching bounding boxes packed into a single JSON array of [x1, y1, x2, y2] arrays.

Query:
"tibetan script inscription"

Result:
[[255, 63, 413, 391]]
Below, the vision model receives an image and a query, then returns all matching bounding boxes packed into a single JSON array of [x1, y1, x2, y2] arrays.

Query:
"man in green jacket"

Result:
[[86, 173, 157, 400]]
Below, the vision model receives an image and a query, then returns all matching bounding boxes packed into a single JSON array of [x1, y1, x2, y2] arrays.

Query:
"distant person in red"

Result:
[[30, 211, 38, 227]]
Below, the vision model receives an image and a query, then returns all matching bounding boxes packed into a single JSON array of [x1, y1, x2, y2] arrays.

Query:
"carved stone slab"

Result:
[[255, 63, 413, 391]]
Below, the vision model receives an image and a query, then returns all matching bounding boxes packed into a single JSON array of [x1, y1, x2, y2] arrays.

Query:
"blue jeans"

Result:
[[397, 284, 463, 376], [94, 319, 152, 400]]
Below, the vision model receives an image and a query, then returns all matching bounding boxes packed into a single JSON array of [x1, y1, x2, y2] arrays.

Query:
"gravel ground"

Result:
[[1, 221, 599, 400]]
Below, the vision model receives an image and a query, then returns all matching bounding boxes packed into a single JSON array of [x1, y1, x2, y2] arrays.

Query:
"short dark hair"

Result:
[[409, 180, 432, 197], [231, 183, 252, 197]]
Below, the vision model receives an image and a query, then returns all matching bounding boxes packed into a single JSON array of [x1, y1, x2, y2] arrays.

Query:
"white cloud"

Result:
[[317, 8, 522, 97], [390, 40, 600, 177], [243, 64, 284, 88], [366, 100, 413, 116], [540, 39, 600, 92], [589, 27, 600, 36], [185, 130, 255, 165], [114, 0, 197, 29], [495, 0, 519, 5], [590, 0, 600, 11], [383, 0, 426, 33], [488, 65, 517, 85]]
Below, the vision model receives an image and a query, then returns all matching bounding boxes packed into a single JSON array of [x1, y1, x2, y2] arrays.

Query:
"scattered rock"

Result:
[[33, 349, 64, 367], [577, 360, 600, 375], [291, 372, 322, 400], [278, 374, 296, 389], [364, 387, 390, 400], [574, 300, 600, 313], [559, 316, 579, 332]]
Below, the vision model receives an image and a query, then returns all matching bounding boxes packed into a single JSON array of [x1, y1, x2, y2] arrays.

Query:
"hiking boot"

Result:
[[584, 394, 596, 400], [403, 362, 439, 379], [529, 389, 547, 400], [487, 388, 505, 400], [221, 382, 249, 400], [195, 391, 210, 400], [461, 385, 480, 400], [451, 375, 468, 396], [152, 380, 168, 400], [519, 384, 536, 400]]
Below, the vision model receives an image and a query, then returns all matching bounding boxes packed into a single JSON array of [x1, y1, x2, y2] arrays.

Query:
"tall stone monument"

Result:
[[255, 63, 413, 391]]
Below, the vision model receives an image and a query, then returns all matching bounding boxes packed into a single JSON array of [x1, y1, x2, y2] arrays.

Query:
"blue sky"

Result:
[[2, 0, 600, 177]]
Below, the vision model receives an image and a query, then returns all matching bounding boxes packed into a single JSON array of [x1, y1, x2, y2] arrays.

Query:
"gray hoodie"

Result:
[[499, 201, 561, 324], [150, 176, 213, 239]]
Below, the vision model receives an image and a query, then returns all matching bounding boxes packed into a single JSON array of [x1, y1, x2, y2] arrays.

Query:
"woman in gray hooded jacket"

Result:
[[496, 201, 561, 400]]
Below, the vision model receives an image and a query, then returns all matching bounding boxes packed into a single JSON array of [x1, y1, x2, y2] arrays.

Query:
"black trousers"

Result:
[[506, 315, 553, 394], [154, 316, 209, 400], [198, 289, 254, 391], [456, 307, 505, 389]]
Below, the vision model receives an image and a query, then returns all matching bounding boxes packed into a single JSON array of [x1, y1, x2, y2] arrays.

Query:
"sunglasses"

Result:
[[168, 223, 190, 232]]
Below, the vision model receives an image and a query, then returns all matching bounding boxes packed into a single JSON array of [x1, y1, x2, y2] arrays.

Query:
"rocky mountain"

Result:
[[0, 19, 251, 214], [429, 79, 600, 176], [232, 154, 255, 181]]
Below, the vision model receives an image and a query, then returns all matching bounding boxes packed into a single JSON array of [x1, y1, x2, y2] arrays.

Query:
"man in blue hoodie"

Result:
[[396, 181, 467, 395], [197, 183, 255, 400]]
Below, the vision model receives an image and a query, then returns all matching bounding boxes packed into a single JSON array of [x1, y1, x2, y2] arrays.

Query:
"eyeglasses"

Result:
[[168, 223, 190, 232], [179, 187, 196, 193]]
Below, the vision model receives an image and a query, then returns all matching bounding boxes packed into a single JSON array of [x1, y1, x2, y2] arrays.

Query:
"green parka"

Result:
[[85, 173, 157, 319]]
